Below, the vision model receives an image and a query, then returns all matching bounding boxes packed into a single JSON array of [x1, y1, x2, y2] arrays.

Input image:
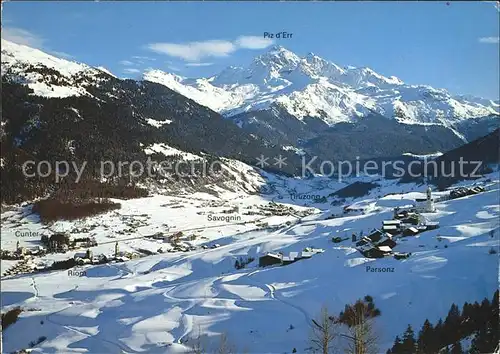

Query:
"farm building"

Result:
[[74, 252, 87, 260], [424, 222, 440, 230], [450, 186, 484, 199], [359, 244, 393, 258], [356, 237, 371, 247], [259, 248, 323, 267], [282, 252, 299, 265], [394, 252, 411, 260], [49, 233, 70, 251], [376, 234, 397, 248], [304, 247, 324, 254], [367, 229, 396, 244], [402, 227, 419, 237], [343, 205, 365, 215], [401, 213, 421, 225], [382, 224, 400, 235], [367, 229, 383, 242], [299, 251, 314, 259], [259, 253, 282, 267], [383, 220, 402, 227], [74, 249, 93, 260], [393, 205, 417, 219], [301, 248, 324, 258], [378, 246, 393, 254]]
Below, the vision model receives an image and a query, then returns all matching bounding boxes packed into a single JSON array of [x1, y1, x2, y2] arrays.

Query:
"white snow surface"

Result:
[[146, 118, 173, 128], [144, 46, 499, 126], [2, 170, 499, 353], [1, 39, 106, 98], [402, 152, 444, 159], [143, 143, 202, 161]]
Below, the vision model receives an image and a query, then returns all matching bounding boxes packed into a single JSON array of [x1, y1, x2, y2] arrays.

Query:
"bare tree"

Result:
[[341, 318, 378, 354], [336, 296, 380, 354], [310, 305, 339, 354], [189, 326, 205, 354], [216, 332, 235, 354]]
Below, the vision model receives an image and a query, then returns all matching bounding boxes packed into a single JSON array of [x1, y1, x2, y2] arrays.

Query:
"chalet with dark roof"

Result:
[[259, 253, 282, 267]]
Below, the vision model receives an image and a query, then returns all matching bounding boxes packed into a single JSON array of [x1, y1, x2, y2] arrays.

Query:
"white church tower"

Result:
[[415, 186, 435, 213], [426, 186, 435, 212]]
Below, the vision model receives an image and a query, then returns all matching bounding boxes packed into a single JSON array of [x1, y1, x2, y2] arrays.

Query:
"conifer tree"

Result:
[[387, 335, 403, 354], [400, 324, 417, 353], [444, 303, 461, 344], [434, 318, 444, 348], [417, 319, 435, 354]]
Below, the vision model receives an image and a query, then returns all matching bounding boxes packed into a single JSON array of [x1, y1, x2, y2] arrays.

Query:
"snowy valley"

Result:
[[1, 170, 499, 353]]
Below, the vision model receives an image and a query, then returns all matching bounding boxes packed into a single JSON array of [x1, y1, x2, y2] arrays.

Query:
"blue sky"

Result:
[[2, 1, 499, 99]]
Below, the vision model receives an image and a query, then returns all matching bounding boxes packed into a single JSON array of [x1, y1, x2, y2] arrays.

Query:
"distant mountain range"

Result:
[[0, 39, 301, 203], [144, 45, 499, 150], [145, 45, 498, 124]]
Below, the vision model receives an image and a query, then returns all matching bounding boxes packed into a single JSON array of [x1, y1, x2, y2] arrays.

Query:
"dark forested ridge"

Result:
[[230, 106, 498, 163], [0, 72, 304, 204]]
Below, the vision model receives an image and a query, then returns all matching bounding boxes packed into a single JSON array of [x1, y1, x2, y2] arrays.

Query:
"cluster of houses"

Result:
[[355, 229, 398, 258], [72, 242, 152, 266], [73, 249, 96, 265], [72, 242, 143, 266], [0, 233, 88, 261], [244, 202, 312, 218], [259, 247, 325, 267], [145, 231, 199, 252], [355, 203, 440, 259], [0, 232, 98, 261], [39, 233, 97, 253], [343, 205, 367, 216], [1, 243, 47, 261]]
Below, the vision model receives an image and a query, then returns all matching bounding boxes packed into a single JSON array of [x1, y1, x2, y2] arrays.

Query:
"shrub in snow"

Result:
[[29, 336, 47, 348], [1, 306, 23, 330], [234, 256, 255, 270], [33, 198, 120, 223], [50, 257, 76, 270]]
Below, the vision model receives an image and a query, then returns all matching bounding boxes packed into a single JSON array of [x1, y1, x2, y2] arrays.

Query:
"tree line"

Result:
[[387, 290, 499, 354]]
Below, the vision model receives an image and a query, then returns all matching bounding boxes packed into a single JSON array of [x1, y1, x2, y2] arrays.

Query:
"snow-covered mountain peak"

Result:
[[146, 69, 185, 83], [252, 45, 301, 71], [1, 39, 91, 77], [142, 45, 497, 126], [263, 44, 297, 57], [1, 39, 109, 98], [301, 53, 346, 80], [343, 66, 404, 88]]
